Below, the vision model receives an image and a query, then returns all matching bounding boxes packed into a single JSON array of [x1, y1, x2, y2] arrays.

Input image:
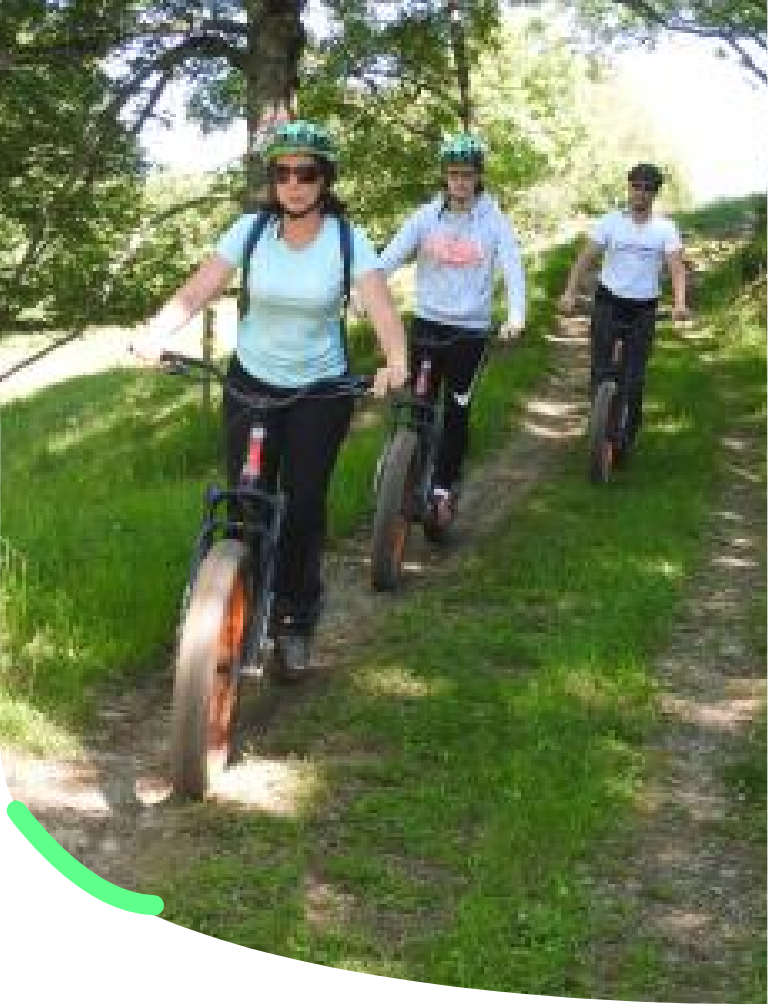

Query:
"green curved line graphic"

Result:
[[6, 800, 164, 916]]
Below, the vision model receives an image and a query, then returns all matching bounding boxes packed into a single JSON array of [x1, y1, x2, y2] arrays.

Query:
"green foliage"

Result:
[[0, 1, 706, 325], [568, 1, 766, 83], [152, 200, 764, 996], [1, 197, 764, 998], [0, 53, 143, 329], [481, 10, 688, 235], [301, 11, 689, 243], [735, 197, 767, 280], [0, 244, 551, 736], [299, 1, 504, 240], [116, 171, 241, 319]]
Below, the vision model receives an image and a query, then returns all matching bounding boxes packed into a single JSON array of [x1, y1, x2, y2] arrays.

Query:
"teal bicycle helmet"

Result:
[[439, 133, 485, 170], [260, 120, 339, 165]]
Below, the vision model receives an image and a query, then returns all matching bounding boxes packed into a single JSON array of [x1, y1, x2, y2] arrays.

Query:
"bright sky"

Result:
[[616, 36, 767, 204], [142, 30, 767, 206], [141, 109, 245, 174]]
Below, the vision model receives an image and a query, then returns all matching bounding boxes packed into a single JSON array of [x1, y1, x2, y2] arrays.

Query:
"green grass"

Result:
[[583, 198, 767, 1004], [715, 296, 767, 1000], [1, 197, 765, 997], [152, 296, 736, 992], [0, 257, 550, 746], [0, 372, 221, 748], [675, 192, 765, 236], [153, 202, 764, 995]]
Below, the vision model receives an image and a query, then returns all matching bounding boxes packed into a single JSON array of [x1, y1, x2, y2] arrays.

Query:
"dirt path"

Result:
[[587, 394, 766, 1002], [1, 319, 588, 888], [2, 311, 764, 999]]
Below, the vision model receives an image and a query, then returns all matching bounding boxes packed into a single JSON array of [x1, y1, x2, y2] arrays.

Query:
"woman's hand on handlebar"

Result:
[[372, 358, 408, 398], [129, 342, 165, 367], [128, 317, 172, 367]]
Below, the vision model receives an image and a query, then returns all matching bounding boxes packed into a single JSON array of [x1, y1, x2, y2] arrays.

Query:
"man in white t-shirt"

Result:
[[559, 163, 689, 459]]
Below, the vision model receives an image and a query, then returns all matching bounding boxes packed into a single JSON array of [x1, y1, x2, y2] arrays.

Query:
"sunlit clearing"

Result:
[[358, 665, 446, 697], [680, 323, 715, 341], [120, 376, 165, 405], [521, 417, 582, 440], [522, 395, 583, 440], [47, 410, 120, 454], [561, 666, 647, 710], [19, 617, 94, 671], [712, 551, 759, 570], [561, 669, 609, 708], [731, 320, 766, 352], [660, 909, 713, 935], [3, 755, 112, 815], [335, 957, 409, 980], [20, 626, 56, 666], [660, 694, 762, 732], [600, 734, 643, 800], [304, 872, 356, 928], [526, 398, 582, 419], [652, 413, 695, 434], [549, 328, 590, 348], [121, 376, 213, 410], [642, 557, 684, 581], [0, 692, 82, 756], [210, 755, 321, 816], [562, 663, 627, 711], [148, 385, 205, 425]]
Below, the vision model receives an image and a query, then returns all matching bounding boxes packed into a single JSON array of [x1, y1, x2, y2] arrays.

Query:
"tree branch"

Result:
[[144, 192, 237, 228], [723, 34, 767, 83], [1, 18, 249, 67]]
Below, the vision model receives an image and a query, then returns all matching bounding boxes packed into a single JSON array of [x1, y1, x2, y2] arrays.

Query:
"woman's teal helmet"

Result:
[[260, 120, 339, 166]]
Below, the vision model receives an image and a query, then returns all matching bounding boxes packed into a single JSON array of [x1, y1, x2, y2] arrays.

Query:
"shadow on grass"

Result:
[[1, 194, 765, 996], [2, 273, 764, 993]]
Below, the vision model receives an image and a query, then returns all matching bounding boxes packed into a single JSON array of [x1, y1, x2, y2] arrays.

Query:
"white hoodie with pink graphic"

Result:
[[377, 193, 525, 333]]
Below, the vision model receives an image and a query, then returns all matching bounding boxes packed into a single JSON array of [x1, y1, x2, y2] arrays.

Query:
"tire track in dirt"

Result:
[[3, 237, 763, 996], [584, 385, 766, 1002], [1, 320, 590, 890]]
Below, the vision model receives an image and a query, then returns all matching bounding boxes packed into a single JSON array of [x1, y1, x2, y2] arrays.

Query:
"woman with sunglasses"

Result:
[[138, 121, 407, 678], [559, 162, 689, 463]]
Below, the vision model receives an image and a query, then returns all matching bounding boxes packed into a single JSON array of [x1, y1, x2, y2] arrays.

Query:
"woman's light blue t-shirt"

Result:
[[216, 213, 379, 387]]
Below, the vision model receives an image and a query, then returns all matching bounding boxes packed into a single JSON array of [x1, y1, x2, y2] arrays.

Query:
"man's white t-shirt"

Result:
[[590, 210, 682, 301]]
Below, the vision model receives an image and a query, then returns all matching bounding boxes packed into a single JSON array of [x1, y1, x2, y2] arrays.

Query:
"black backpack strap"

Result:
[[338, 215, 353, 369], [238, 211, 272, 319], [238, 211, 354, 370]]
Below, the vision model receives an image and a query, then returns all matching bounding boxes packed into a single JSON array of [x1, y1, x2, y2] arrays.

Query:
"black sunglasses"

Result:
[[629, 179, 658, 193], [269, 163, 323, 185]]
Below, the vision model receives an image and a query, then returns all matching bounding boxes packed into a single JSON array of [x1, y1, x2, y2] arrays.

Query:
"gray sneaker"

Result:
[[274, 631, 311, 682]]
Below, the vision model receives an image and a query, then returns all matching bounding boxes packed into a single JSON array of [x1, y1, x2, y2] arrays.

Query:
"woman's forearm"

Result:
[[356, 271, 407, 367], [149, 255, 235, 334]]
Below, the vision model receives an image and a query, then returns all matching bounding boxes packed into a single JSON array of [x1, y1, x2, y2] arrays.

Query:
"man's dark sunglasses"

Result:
[[269, 163, 322, 185], [629, 178, 659, 193]]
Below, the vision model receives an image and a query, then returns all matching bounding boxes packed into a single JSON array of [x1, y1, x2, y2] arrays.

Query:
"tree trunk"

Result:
[[447, 0, 472, 130], [243, 0, 306, 209]]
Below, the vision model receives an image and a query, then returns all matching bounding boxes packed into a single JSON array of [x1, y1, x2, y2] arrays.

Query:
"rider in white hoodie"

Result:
[[378, 133, 526, 532]]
